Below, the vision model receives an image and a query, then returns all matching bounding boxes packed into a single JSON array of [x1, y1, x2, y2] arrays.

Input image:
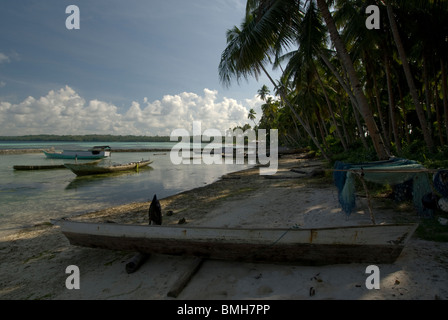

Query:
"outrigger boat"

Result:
[[52, 220, 418, 265], [64, 159, 152, 176], [43, 146, 111, 160]]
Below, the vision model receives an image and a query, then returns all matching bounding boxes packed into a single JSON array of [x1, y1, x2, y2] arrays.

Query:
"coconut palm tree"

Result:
[[257, 85, 270, 101], [385, 1, 435, 152], [279, 1, 348, 151], [314, 0, 390, 159], [231, 0, 391, 159], [218, 11, 331, 160], [248, 108, 257, 126]]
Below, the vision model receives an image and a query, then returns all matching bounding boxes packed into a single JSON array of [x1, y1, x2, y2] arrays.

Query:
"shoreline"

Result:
[[1, 153, 448, 300], [0, 148, 173, 155]]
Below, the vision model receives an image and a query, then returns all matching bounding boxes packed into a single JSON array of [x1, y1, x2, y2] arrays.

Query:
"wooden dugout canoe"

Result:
[[64, 160, 152, 176], [53, 220, 418, 265]]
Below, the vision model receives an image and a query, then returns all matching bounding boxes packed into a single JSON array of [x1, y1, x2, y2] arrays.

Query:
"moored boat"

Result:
[[64, 159, 152, 176], [52, 220, 418, 265], [43, 146, 111, 159]]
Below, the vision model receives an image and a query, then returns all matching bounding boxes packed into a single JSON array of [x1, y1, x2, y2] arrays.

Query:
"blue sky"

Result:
[[0, 0, 279, 136]]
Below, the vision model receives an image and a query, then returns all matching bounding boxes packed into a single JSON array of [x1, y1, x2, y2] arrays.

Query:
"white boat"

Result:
[[43, 146, 111, 159], [64, 159, 152, 176], [53, 220, 418, 265]]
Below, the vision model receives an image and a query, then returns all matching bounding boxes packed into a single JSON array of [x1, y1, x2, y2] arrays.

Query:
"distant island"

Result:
[[0, 135, 172, 142]]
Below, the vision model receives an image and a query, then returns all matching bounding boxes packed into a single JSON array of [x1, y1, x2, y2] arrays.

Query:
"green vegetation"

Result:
[[219, 0, 448, 165], [415, 218, 448, 242], [221, 1, 448, 242]]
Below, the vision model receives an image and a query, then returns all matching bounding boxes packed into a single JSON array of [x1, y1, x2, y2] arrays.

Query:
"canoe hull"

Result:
[[55, 221, 418, 265], [64, 160, 152, 176]]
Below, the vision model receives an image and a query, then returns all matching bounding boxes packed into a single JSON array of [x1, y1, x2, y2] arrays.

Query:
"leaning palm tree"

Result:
[[219, 11, 331, 160], [384, 0, 435, 152], [231, 0, 390, 160], [279, 1, 348, 151], [314, 0, 390, 159]]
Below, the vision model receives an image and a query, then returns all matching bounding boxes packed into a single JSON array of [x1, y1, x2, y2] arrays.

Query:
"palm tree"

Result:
[[248, 108, 257, 126], [279, 1, 348, 151], [315, 0, 390, 159], [385, 1, 435, 152], [218, 12, 331, 160], [257, 85, 270, 101], [238, 0, 391, 159]]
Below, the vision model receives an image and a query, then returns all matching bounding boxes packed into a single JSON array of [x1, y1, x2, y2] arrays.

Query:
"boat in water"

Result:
[[43, 146, 111, 159], [64, 159, 152, 176]]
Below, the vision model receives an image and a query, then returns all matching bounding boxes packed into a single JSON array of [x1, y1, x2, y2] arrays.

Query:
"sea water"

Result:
[[0, 141, 251, 237]]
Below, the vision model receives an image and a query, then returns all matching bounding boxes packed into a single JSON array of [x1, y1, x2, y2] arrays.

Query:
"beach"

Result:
[[1, 153, 448, 300]]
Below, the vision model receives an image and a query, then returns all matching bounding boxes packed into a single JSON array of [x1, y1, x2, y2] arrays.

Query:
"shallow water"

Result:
[[0, 142, 251, 236]]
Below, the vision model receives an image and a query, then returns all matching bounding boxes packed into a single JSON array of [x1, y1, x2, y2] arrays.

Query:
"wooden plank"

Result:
[[167, 257, 204, 298], [125, 253, 149, 274], [13, 164, 66, 170]]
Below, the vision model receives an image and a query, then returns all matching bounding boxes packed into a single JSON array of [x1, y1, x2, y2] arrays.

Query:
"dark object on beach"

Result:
[[149, 194, 162, 226], [126, 194, 162, 274], [125, 253, 149, 274], [422, 192, 440, 211], [309, 168, 325, 177]]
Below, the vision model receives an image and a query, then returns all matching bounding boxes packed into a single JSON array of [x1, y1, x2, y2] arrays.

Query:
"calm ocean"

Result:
[[0, 141, 251, 237]]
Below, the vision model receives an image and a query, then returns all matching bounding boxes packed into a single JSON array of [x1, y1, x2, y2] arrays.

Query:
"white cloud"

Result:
[[0, 53, 10, 64], [0, 86, 263, 136]]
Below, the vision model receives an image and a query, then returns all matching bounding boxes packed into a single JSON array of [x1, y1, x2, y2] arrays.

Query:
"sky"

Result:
[[0, 0, 281, 136]]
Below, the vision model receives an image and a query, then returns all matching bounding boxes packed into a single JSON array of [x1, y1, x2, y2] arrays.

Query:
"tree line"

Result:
[[0, 135, 172, 142], [220, 0, 448, 164]]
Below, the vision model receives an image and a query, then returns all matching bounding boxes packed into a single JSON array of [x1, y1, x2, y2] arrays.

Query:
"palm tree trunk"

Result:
[[315, 66, 348, 151], [435, 84, 445, 145], [316, 0, 390, 160], [315, 108, 330, 151], [319, 51, 368, 148], [441, 58, 448, 141], [423, 55, 433, 133], [338, 99, 351, 146], [386, 3, 434, 152], [372, 72, 390, 147], [385, 54, 402, 154], [398, 83, 411, 144], [258, 62, 331, 161]]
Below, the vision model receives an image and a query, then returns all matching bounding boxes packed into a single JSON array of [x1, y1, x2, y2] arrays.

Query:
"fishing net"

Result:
[[334, 158, 433, 217], [433, 169, 448, 213]]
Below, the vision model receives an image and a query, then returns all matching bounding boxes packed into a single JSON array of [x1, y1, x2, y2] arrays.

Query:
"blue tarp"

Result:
[[333, 158, 433, 217]]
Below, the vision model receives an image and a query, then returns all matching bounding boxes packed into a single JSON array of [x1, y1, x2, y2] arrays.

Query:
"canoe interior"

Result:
[[64, 160, 152, 176], [55, 221, 418, 265]]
